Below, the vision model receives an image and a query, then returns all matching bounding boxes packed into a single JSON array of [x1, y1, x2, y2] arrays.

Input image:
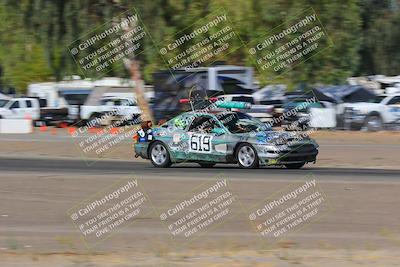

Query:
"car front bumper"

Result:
[[256, 143, 319, 165]]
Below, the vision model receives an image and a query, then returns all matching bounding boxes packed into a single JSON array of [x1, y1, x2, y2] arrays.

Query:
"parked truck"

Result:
[[0, 98, 41, 120], [338, 94, 400, 131], [79, 96, 141, 126]]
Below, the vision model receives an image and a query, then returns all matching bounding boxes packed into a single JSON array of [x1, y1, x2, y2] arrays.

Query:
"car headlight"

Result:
[[259, 144, 288, 152]]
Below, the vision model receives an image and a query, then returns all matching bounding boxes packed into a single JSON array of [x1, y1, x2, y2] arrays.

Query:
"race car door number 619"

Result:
[[190, 134, 212, 153]]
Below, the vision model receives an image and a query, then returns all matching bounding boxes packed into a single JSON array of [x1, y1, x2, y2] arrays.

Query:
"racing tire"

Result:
[[86, 113, 102, 127], [198, 163, 216, 168], [149, 141, 172, 168], [364, 115, 383, 132], [235, 143, 259, 169], [285, 162, 306, 169]]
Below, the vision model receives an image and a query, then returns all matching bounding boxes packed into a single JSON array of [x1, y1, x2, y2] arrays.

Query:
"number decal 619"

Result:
[[189, 134, 212, 153]]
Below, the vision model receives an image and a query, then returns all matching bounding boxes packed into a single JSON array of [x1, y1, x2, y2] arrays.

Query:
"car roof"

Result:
[[11, 98, 36, 100]]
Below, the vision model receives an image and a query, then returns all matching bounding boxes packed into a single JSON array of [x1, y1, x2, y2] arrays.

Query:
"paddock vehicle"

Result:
[[338, 94, 400, 131], [80, 97, 141, 126], [134, 101, 319, 169]]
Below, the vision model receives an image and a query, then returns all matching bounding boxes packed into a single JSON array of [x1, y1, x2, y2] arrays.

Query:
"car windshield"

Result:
[[0, 99, 9, 107], [369, 95, 385, 103], [217, 112, 270, 133]]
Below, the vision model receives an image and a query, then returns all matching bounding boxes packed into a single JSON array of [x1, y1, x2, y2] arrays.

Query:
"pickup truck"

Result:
[[80, 96, 141, 126], [0, 97, 70, 126], [338, 94, 400, 131], [0, 98, 41, 120]]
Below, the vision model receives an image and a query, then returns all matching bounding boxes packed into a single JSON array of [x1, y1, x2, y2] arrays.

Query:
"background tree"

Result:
[[0, 0, 399, 93]]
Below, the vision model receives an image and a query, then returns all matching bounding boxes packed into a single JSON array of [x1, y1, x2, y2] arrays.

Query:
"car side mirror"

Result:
[[211, 127, 226, 136]]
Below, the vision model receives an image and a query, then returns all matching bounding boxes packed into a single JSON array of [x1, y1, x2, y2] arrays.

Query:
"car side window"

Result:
[[10, 101, 20, 109], [127, 100, 137, 106], [388, 96, 400, 105], [26, 100, 32, 108], [188, 116, 219, 134]]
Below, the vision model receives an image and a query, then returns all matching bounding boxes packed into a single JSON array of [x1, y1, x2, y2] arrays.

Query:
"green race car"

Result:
[[134, 107, 319, 169]]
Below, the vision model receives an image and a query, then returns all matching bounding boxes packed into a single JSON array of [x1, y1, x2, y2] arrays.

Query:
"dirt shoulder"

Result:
[[1, 248, 399, 267]]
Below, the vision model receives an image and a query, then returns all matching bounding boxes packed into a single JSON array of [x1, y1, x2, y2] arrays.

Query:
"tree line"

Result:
[[0, 0, 399, 92]]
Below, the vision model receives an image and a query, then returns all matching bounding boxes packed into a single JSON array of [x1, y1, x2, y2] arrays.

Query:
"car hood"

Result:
[[346, 102, 383, 109], [251, 131, 316, 146]]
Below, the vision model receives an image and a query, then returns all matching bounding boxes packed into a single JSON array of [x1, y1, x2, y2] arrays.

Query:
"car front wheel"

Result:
[[365, 115, 383, 132], [236, 143, 259, 169], [150, 142, 172, 168]]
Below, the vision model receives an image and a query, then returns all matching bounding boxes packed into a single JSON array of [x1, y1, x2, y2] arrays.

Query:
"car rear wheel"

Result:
[[87, 113, 102, 127], [150, 142, 172, 168], [198, 163, 216, 168], [236, 143, 259, 169], [285, 162, 305, 169]]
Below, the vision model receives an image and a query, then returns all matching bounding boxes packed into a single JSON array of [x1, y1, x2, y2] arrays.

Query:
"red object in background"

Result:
[[39, 125, 47, 132], [59, 122, 68, 128], [67, 127, 76, 136], [133, 133, 139, 142], [180, 98, 218, 103], [88, 128, 97, 133], [110, 128, 119, 135], [179, 99, 190, 103]]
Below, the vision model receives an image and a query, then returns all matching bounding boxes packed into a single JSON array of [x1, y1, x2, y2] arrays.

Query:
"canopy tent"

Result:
[[312, 85, 376, 103]]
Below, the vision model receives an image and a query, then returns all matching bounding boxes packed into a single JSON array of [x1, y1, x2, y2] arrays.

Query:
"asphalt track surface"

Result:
[[1, 155, 400, 254], [1, 156, 400, 181]]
